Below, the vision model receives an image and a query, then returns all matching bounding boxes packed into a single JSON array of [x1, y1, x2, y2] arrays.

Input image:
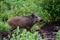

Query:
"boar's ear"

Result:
[[31, 13, 35, 17]]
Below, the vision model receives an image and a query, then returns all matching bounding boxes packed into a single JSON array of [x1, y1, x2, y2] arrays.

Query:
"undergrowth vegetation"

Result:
[[10, 27, 42, 40], [0, 0, 60, 40]]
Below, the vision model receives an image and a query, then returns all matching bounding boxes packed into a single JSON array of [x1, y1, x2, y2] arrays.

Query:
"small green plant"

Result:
[[56, 30, 60, 40], [0, 22, 10, 32], [10, 27, 42, 40]]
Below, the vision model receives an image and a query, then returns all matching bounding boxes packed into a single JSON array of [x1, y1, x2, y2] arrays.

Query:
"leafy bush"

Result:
[[39, 0, 60, 21], [0, 0, 51, 22]]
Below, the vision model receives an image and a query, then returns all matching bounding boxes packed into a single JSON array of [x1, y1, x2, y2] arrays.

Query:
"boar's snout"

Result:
[[40, 18, 43, 22], [37, 17, 43, 22]]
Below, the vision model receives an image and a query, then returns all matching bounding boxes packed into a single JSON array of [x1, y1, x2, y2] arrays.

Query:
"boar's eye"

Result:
[[35, 16, 38, 18]]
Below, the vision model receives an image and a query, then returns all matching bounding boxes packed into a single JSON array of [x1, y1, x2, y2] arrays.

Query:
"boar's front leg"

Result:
[[26, 26, 32, 32], [9, 25, 17, 39]]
